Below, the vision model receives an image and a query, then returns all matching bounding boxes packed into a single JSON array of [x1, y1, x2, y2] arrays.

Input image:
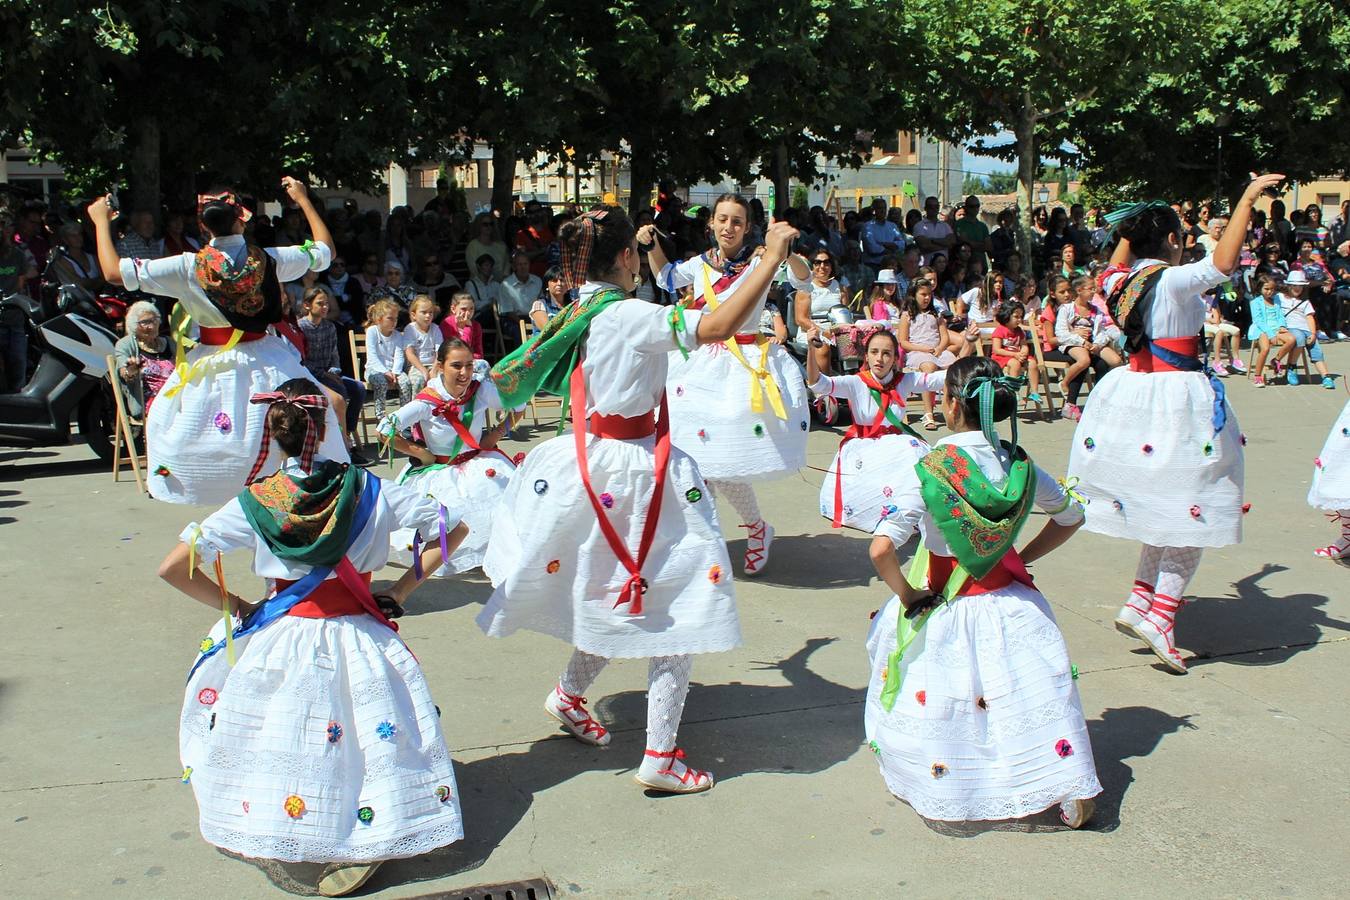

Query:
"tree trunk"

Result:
[[772, 141, 791, 218], [1013, 104, 1037, 272], [127, 116, 161, 221], [628, 143, 656, 219], [491, 143, 516, 218]]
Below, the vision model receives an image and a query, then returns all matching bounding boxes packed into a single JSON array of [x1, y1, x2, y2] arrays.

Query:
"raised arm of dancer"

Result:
[[696, 221, 798, 343], [637, 224, 672, 275], [283, 177, 335, 256], [89, 196, 125, 286], [1212, 173, 1285, 276]]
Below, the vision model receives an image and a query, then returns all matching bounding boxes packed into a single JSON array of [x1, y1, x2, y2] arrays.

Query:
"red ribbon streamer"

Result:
[[568, 362, 669, 616]]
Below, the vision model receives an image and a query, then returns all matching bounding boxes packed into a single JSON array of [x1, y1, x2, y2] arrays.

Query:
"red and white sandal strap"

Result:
[[741, 520, 767, 567], [644, 747, 711, 784], [555, 685, 608, 740]]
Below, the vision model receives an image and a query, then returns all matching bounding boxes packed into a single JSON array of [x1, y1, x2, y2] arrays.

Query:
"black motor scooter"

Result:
[[0, 291, 120, 461]]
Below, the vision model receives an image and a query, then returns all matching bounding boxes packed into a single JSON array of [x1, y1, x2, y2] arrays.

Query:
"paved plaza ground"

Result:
[[2, 347, 1349, 899]]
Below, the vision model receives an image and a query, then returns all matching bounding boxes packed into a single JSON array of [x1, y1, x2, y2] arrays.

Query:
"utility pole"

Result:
[[937, 140, 948, 207]]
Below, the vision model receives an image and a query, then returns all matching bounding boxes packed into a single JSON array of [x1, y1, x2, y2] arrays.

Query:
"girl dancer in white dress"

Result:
[[159, 379, 468, 897], [480, 207, 799, 792], [642, 195, 811, 576], [864, 356, 1099, 827], [803, 324, 945, 531], [1068, 174, 1282, 673], [1308, 397, 1350, 558], [90, 180, 348, 505], [380, 338, 518, 575]]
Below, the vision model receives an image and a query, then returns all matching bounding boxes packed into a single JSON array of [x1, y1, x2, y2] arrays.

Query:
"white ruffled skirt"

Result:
[[390, 452, 516, 574], [666, 339, 809, 482], [864, 589, 1101, 821], [479, 432, 739, 658], [1067, 368, 1243, 547], [180, 613, 462, 863], [818, 432, 931, 531], [1308, 399, 1350, 511], [146, 335, 349, 505]]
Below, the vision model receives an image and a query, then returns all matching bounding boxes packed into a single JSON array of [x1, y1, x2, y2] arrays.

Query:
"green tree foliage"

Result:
[[1067, 0, 1350, 204], [896, 0, 1198, 262], [0, 1, 432, 211]]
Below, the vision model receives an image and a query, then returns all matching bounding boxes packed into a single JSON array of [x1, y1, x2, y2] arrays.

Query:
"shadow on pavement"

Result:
[[916, 705, 1198, 837], [403, 573, 495, 616], [369, 637, 859, 893], [1181, 563, 1350, 668], [727, 532, 875, 590]]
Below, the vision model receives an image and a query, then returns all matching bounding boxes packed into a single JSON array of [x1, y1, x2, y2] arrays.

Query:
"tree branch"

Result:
[[1039, 86, 1098, 121]]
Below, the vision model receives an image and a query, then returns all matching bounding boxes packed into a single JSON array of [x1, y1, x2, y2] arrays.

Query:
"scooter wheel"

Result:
[[78, 382, 117, 462]]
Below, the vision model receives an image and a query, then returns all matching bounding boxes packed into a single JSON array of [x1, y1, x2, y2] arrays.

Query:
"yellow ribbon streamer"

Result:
[[701, 267, 787, 419], [212, 555, 236, 666], [1051, 476, 1088, 514], [162, 327, 243, 399]]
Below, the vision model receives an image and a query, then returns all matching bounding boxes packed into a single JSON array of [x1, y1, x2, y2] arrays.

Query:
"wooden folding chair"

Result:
[[105, 355, 146, 493], [348, 331, 381, 446], [516, 320, 564, 426], [1246, 336, 1311, 382], [1028, 318, 1067, 416], [480, 304, 507, 361]]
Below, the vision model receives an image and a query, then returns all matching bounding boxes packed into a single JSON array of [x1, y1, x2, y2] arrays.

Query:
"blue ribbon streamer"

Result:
[[1147, 340, 1227, 433], [187, 472, 381, 681]]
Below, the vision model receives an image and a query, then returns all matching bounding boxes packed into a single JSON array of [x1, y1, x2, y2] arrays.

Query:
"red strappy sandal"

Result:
[[544, 684, 611, 746], [634, 747, 715, 794]]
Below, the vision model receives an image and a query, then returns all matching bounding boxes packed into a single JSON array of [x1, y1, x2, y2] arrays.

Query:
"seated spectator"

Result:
[[297, 287, 369, 463], [284, 268, 320, 317], [322, 255, 365, 325], [497, 251, 541, 347], [1203, 289, 1244, 376], [403, 294, 443, 393], [362, 298, 411, 417], [440, 292, 485, 367], [1279, 271, 1336, 388], [115, 209, 161, 260], [367, 260, 416, 315], [989, 301, 1041, 404], [354, 252, 384, 295], [464, 214, 510, 278], [867, 270, 902, 322], [160, 211, 200, 256], [515, 205, 556, 278], [1247, 274, 1298, 387], [465, 253, 502, 324], [113, 300, 176, 419], [47, 221, 107, 305], [529, 267, 569, 332], [414, 253, 460, 311]]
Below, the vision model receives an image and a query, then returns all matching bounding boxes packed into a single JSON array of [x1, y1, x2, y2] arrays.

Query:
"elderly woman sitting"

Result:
[[113, 300, 176, 419]]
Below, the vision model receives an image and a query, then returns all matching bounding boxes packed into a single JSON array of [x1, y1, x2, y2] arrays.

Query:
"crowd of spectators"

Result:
[[6, 178, 1350, 420]]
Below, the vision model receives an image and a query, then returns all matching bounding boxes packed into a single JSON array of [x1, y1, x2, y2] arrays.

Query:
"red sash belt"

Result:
[[1129, 336, 1199, 373], [832, 373, 907, 528], [588, 411, 657, 440], [570, 364, 669, 615], [281, 570, 373, 619], [199, 326, 267, 345], [928, 550, 1034, 597]]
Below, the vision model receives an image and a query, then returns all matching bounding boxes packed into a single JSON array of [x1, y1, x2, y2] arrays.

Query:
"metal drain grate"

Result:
[[408, 876, 555, 900]]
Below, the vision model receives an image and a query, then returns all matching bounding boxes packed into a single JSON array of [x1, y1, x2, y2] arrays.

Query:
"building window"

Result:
[[415, 168, 439, 189], [903, 132, 918, 164], [879, 132, 900, 156], [1318, 193, 1341, 222]]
